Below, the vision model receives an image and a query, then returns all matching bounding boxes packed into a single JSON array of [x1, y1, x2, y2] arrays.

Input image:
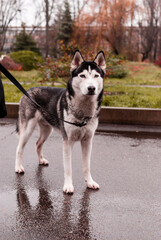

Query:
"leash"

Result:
[[0, 63, 88, 128]]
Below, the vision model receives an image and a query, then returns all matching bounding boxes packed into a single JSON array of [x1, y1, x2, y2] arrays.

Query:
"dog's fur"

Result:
[[15, 50, 106, 194]]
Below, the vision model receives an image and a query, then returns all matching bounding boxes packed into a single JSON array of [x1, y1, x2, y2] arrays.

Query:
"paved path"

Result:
[[1, 119, 161, 240]]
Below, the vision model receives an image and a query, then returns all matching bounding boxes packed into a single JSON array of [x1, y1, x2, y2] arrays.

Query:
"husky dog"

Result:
[[15, 50, 106, 194]]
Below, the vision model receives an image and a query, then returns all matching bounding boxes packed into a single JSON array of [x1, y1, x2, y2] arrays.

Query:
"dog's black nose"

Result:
[[88, 86, 95, 95]]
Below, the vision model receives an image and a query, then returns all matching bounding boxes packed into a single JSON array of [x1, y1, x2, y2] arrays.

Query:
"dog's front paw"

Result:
[[39, 158, 49, 165], [63, 184, 74, 194], [15, 165, 25, 174], [87, 180, 100, 190]]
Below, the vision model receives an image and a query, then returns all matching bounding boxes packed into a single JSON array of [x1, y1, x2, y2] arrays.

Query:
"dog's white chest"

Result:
[[65, 125, 86, 141]]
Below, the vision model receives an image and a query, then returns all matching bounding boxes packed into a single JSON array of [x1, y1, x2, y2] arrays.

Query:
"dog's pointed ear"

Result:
[[94, 51, 106, 73], [71, 50, 84, 72]]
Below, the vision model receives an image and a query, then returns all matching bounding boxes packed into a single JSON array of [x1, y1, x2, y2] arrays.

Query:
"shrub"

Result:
[[10, 50, 43, 71], [38, 54, 71, 85], [38, 48, 128, 85], [0, 55, 22, 70], [155, 56, 161, 67], [106, 55, 128, 78], [107, 64, 128, 78]]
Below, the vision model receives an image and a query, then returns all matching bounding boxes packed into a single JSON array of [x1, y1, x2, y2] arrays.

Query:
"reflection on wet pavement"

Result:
[[1, 121, 161, 239], [13, 167, 92, 240]]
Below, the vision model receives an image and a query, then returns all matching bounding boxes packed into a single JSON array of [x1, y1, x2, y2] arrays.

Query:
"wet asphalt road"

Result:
[[1, 120, 161, 240]]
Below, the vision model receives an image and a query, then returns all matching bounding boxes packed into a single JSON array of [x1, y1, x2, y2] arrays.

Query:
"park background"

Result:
[[1, 0, 161, 108]]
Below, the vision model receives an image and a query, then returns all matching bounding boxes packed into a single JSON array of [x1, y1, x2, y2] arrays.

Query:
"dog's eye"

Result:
[[94, 74, 99, 78], [80, 74, 86, 78]]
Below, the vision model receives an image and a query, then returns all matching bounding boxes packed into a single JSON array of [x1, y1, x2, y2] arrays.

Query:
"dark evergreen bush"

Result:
[[10, 50, 43, 71]]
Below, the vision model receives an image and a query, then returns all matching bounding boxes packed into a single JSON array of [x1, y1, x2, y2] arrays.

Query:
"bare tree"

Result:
[[45, 0, 49, 57], [73, 0, 138, 56], [138, 0, 161, 61], [29, 1, 45, 35], [0, 0, 23, 51], [30, 0, 56, 57], [73, 0, 107, 52], [43, 0, 56, 57], [104, 0, 138, 56]]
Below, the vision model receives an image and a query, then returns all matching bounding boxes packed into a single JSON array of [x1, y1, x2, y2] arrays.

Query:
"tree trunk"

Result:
[[45, 0, 49, 58], [153, 32, 158, 61], [142, 52, 149, 61]]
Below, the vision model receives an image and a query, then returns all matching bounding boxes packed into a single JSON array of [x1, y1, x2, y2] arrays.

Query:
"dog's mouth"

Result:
[[87, 91, 96, 96]]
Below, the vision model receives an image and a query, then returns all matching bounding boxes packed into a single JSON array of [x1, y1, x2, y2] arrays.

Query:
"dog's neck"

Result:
[[67, 93, 98, 121]]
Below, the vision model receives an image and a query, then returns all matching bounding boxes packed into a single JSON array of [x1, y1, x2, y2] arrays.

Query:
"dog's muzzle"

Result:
[[88, 86, 96, 95]]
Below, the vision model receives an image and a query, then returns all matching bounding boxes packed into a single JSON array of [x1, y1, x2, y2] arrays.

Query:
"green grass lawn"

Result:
[[3, 83, 36, 103], [2, 61, 161, 108], [106, 61, 161, 85], [2, 69, 42, 83], [103, 86, 161, 108], [103, 61, 161, 108]]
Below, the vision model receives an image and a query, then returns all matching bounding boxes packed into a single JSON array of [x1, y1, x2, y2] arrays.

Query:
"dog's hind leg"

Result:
[[81, 136, 99, 190], [15, 118, 37, 173], [36, 120, 52, 165]]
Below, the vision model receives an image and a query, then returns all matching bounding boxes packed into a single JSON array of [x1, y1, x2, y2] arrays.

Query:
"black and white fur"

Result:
[[15, 50, 106, 194]]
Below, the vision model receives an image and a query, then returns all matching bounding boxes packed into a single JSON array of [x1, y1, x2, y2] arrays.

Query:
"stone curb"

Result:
[[99, 106, 161, 126], [5, 103, 161, 126]]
